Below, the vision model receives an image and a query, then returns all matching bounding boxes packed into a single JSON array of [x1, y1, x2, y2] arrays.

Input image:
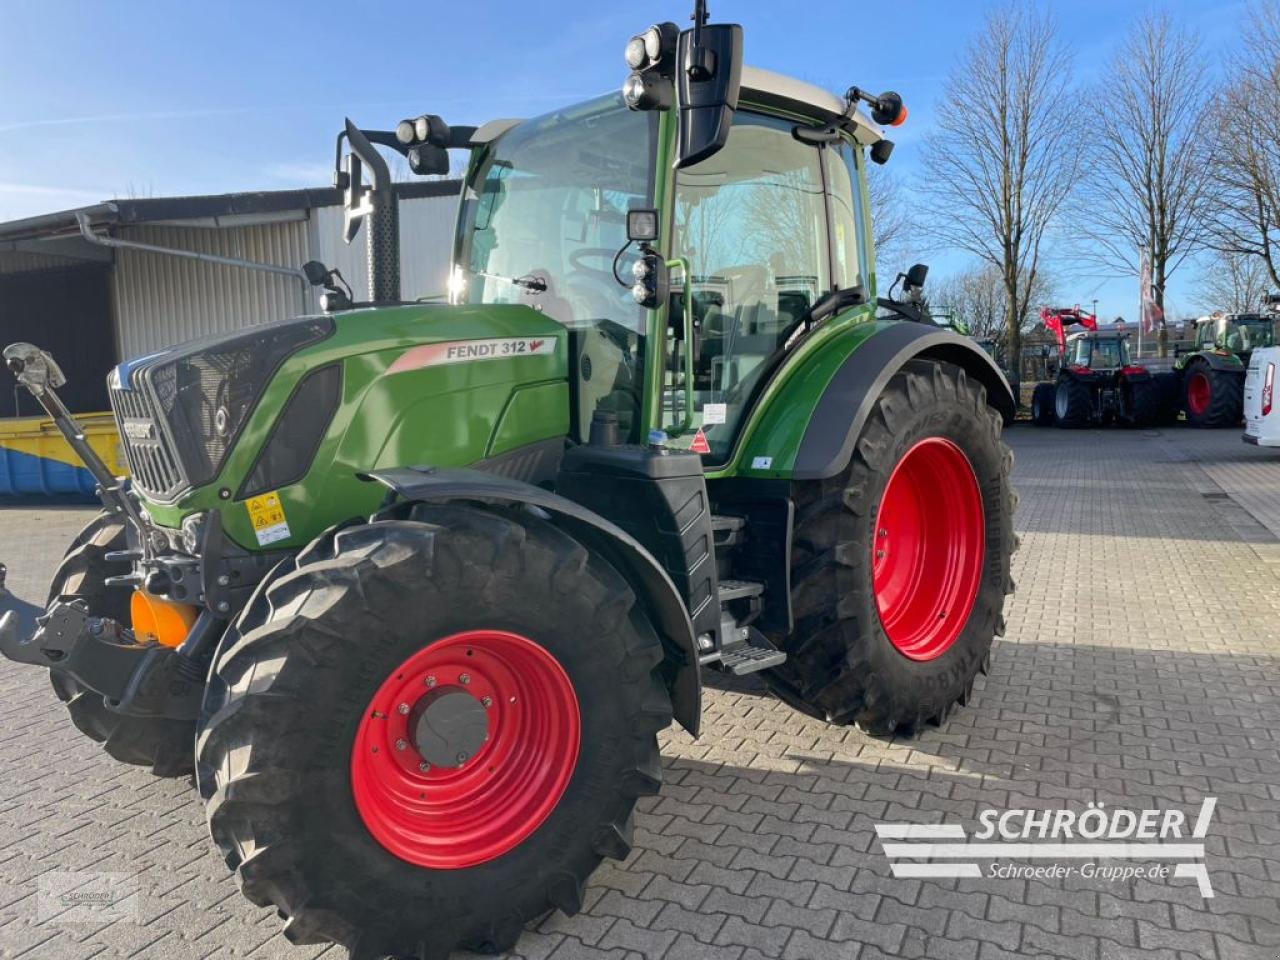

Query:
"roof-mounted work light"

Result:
[[622, 21, 678, 111]]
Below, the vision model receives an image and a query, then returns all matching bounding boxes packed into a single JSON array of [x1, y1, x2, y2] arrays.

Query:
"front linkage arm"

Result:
[[3, 342, 149, 538]]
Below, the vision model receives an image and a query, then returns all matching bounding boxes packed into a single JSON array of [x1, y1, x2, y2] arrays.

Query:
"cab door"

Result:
[[659, 111, 860, 462]]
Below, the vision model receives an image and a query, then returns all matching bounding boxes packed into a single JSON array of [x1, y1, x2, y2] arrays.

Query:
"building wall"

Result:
[[112, 191, 459, 360], [111, 218, 311, 359], [309, 192, 459, 304]]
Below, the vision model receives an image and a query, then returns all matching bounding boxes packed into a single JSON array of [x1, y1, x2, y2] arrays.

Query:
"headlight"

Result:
[[625, 36, 647, 69], [395, 119, 416, 144], [631, 281, 650, 305], [643, 26, 662, 60], [632, 258, 651, 282]]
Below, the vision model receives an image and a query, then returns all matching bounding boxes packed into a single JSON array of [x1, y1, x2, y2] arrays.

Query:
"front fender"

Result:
[[360, 466, 702, 736]]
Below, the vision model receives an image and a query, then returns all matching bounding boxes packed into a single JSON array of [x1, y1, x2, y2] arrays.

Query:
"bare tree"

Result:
[[1075, 12, 1214, 356], [1205, 1, 1280, 288], [867, 168, 913, 271], [1197, 249, 1272, 313], [929, 263, 1054, 352], [921, 5, 1082, 365]]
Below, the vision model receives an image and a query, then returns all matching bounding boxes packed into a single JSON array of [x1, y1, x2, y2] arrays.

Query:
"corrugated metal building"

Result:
[[0, 181, 459, 415]]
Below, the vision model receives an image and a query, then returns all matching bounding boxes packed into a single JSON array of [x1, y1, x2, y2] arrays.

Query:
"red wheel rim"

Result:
[[1187, 372, 1211, 415], [351, 630, 580, 869], [872, 438, 985, 661]]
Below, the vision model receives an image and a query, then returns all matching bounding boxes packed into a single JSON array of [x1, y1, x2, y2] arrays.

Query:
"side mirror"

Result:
[[674, 23, 743, 169], [302, 261, 330, 286], [869, 139, 895, 165]]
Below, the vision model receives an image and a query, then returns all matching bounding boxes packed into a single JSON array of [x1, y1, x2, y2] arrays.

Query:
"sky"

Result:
[[0, 0, 1254, 321]]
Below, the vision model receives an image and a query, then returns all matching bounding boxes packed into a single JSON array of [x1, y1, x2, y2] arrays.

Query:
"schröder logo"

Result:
[[874, 798, 1216, 897]]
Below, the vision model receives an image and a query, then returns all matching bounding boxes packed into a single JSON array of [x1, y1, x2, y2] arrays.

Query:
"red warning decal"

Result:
[[689, 428, 711, 454]]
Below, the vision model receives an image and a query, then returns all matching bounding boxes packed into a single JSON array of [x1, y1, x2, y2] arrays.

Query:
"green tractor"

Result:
[[1173, 308, 1278, 427], [1, 8, 1015, 958]]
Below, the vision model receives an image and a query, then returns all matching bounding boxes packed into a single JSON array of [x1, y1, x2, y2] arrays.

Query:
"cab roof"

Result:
[[740, 66, 885, 145]]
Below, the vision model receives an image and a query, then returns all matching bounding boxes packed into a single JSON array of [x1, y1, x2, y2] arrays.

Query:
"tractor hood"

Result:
[[109, 303, 569, 540]]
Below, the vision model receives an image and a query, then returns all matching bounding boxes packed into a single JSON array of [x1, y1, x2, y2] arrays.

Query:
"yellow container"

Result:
[[0, 413, 128, 497]]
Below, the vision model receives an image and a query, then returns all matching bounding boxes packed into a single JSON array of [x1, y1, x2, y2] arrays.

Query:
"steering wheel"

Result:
[[569, 247, 629, 283]]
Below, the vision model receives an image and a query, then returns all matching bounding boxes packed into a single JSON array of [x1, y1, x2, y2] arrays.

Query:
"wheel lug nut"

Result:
[[425, 675, 436, 687], [397, 703, 410, 715], [419, 761, 431, 773], [875, 549, 886, 559], [481, 696, 492, 708], [879, 528, 888, 537], [459, 673, 471, 685], [456, 753, 468, 764], [395, 739, 408, 751]]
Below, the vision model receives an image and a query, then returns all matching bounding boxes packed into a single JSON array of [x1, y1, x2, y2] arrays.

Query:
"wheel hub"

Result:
[[872, 437, 985, 661], [350, 629, 581, 869], [408, 687, 490, 768]]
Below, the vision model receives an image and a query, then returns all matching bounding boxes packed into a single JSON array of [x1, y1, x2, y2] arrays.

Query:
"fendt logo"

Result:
[[875, 798, 1216, 897], [121, 418, 154, 442]]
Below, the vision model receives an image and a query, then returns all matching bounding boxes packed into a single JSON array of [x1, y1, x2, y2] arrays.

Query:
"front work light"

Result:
[[625, 36, 648, 70]]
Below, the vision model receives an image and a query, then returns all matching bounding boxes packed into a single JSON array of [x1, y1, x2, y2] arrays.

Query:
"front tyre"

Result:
[[1054, 376, 1091, 428], [46, 511, 194, 776], [764, 361, 1016, 735], [196, 504, 671, 959]]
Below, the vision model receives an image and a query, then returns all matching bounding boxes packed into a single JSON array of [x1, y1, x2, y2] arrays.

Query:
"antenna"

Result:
[[687, 0, 713, 81]]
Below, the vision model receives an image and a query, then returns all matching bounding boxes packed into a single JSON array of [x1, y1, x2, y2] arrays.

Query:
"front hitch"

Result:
[[0, 600, 207, 720]]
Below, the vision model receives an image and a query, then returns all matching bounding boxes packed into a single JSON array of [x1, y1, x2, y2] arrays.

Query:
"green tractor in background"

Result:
[[1173, 306, 1278, 426], [1, 7, 1016, 958]]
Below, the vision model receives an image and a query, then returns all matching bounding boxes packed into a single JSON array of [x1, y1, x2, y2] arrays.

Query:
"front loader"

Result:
[[1, 7, 1017, 957]]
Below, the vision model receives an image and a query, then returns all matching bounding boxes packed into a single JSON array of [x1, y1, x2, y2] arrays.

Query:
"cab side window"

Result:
[[671, 112, 831, 457]]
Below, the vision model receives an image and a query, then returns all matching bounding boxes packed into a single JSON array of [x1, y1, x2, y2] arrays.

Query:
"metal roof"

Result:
[[0, 180, 461, 244]]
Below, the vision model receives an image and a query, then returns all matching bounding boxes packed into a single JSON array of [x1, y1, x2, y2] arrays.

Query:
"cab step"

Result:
[[718, 578, 763, 602], [718, 628, 786, 676], [711, 514, 746, 549]]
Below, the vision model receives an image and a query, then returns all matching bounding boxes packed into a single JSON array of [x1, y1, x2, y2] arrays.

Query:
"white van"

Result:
[[1244, 346, 1279, 446]]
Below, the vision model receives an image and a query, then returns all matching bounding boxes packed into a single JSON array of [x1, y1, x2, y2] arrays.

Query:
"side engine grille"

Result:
[[110, 384, 186, 499]]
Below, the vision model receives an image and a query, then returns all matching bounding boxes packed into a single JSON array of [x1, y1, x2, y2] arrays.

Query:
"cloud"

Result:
[[0, 108, 252, 136]]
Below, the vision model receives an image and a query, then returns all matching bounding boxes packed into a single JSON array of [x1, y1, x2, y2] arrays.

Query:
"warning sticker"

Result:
[[689, 428, 712, 455], [246, 490, 291, 546], [388, 337, 556, 374]]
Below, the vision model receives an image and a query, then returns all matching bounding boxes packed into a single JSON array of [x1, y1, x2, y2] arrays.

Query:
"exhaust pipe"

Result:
[[342, 120, 401, 303]]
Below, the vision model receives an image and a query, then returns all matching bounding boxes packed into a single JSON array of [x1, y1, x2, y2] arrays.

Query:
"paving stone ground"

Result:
[[1, 426, 1278, 960]]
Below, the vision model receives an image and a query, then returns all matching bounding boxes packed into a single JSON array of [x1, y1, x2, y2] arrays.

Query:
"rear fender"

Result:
[[360, 466, 702, 736], [793, 324, 1015, 481]]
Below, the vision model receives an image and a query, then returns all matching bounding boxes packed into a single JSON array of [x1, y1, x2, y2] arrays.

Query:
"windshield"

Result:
[[453, 95, 657, 441], [1226, 318, 1275, 351], [1070, 337, 1128, 368]]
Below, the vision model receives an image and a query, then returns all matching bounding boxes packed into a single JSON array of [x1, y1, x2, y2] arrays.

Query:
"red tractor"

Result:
[[1030, 307, 1159, 428]]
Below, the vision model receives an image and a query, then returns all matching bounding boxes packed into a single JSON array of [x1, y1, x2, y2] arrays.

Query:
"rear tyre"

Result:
[[196, 503, 671, 959], [1120, 377, 1160, 427], [47, 511, 194, 777], [1183, 361, 1244, 427], [1054, 376, 1090, 428], [763, 361, 1016, 736], [1030, 383, 1055, 426]]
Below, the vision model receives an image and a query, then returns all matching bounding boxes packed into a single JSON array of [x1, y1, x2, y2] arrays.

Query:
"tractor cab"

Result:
[[1193, 313, 1277, 360], [1065, 329, 1135, 375]]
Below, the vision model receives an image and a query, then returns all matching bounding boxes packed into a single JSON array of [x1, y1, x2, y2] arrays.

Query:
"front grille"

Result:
[[110, 384, 186, 499]]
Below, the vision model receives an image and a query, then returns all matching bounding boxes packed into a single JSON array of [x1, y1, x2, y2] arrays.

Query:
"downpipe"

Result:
[[75, 211, 311, 304]]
